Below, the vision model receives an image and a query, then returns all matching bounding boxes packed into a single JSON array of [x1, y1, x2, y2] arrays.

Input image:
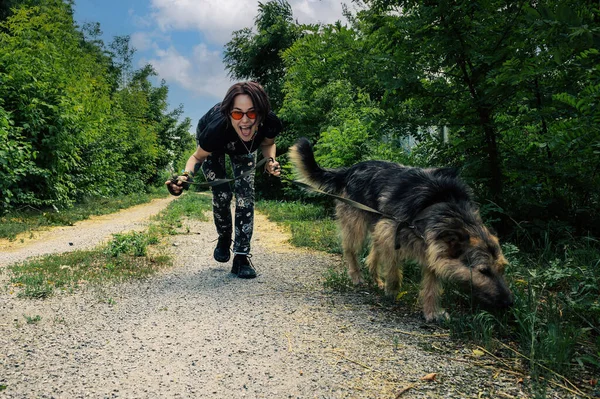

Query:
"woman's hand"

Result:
[[265, 158, 281, 177], [165, 173, 193, 196]]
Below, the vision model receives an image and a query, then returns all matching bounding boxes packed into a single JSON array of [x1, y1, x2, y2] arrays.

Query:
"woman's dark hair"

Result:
[[220, 81, 271, 124]]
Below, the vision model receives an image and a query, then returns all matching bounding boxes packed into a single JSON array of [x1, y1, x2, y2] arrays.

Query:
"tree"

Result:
[[355, 0, 600, 236], [0, 0, 98, 206], [279, 21, 392, 157], [223, 0, 301, 109], [0, 0, 192, 212]]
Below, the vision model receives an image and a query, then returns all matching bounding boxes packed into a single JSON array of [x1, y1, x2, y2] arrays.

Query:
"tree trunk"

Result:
[[457, 59, 503, 201], [479, 109, 503, 200]]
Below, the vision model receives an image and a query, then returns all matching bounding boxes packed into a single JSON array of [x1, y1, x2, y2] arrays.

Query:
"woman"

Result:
[[166, 81, 282, 279]]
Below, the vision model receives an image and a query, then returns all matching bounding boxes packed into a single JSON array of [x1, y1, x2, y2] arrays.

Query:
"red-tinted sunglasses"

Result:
[[230, 110, 257, 120]]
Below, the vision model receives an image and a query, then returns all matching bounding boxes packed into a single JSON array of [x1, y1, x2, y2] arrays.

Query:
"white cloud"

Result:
[[290, 0, 348, 25], [130, 32, 154, 52], [149, 0, 349, 45], [141, 44, 233, 100], [130, 31, 171, 52], [129, 9, 153, 29], [150, 0, 258, 44]]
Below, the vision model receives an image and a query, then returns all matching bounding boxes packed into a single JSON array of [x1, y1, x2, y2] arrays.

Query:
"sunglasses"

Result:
[[230, 110, 257, 120]]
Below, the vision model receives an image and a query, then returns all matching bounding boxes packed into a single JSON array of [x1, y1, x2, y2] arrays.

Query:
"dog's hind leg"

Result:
[[337, 203, 368, 285], [368, 219, 402, 293]]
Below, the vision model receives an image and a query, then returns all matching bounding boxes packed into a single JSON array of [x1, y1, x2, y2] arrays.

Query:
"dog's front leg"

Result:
[[382, 252, 402, 297], [344, 249, 364, 284], [420, 269, 449, 322], [384, 264, 402, 297], [366, 247, 384, 289]]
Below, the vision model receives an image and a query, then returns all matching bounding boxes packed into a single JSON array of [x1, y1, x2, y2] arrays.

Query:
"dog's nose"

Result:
[[502, 294, 514, 308]]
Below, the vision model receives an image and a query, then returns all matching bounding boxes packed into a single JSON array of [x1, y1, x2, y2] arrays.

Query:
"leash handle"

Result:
[[167, 181, 183, 196]]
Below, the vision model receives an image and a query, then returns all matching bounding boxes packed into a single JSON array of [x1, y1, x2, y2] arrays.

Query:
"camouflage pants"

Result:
[[201, 151, 256, 255]]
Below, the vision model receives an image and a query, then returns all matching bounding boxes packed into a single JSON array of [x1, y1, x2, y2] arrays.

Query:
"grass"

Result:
[[5, 192, 212, 299], [257, 198, 600, 397], [256, 200, 342, 253], [0, 187, 169, 240], [150, 191, 211, 236], [23, 315, 42, 324], [8, 232, 168, 298]]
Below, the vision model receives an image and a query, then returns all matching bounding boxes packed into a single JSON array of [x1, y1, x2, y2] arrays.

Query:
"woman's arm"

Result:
[[185, 146, 211, 175]]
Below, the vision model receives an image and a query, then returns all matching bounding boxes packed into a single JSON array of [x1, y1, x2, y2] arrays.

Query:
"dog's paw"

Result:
[[384, 286, 399, 298], [424, 309, 450, 323], [385, 280, 401, 296], [350, 275, 365, 285]]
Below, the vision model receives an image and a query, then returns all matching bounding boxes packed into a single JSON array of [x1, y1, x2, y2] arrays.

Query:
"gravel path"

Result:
[[0, 195, 578, 398]]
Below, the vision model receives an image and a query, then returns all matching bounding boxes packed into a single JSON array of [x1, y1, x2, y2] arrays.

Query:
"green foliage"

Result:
[[0, 1, 191, 214], [5, 194, 214, 299], [279, 23, 381, 145], [274, 0, 600, 240], [104, 231, 158, 258], [256, 199, 332, 221], [8, 245, 169, 299], [288, 219, 341, 253], [5, 193, 212, 300], [0, 105, 41, 212], [389, 1, 599, 237], [447, 310, 501, 348], [23, 314, 42, 324], [447, 239, 600, 380], [322, 267, 355, 292], [150, 192, 212, 236], [314, 90, 384, 168]]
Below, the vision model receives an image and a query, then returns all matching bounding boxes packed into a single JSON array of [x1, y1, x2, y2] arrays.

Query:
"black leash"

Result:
[[192, 156, 271, 188], [170, 156, 423, 246], [168, 157, 272, 195], [281, 177, 424, 247]]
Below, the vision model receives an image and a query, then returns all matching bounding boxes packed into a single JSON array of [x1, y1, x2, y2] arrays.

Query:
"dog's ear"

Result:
[[438, 228, 470, 258]]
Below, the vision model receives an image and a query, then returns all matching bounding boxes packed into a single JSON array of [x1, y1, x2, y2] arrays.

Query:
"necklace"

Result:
[[239, 131, 257, 154]]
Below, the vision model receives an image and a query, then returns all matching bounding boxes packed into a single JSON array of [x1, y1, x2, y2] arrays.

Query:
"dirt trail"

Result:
[[0, 195, 559, 398], [0, 197, 177, 267]]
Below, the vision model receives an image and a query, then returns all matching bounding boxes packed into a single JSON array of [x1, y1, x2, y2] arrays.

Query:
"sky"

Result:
[[72, 0, 354, 131]]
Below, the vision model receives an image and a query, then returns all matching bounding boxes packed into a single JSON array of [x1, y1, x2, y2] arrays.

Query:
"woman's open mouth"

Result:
[[238, 126, 255, 140]]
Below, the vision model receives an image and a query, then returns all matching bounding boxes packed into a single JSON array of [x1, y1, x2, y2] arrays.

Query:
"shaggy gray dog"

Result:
[[290, 137, 513, 321]]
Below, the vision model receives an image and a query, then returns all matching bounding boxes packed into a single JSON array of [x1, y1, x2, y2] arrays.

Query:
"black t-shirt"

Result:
[[196, 103, 282, 155]]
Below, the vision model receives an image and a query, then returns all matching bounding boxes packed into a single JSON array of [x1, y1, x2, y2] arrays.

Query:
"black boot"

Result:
[[231, 254, 257, 279], [213, 235, 231, 263]]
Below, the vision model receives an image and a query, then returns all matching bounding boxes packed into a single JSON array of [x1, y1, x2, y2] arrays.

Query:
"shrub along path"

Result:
[[0, 196, 578, 398]]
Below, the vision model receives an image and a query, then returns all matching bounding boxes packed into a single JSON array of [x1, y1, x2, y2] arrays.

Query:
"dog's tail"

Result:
[[289, 137, 346, 194]]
